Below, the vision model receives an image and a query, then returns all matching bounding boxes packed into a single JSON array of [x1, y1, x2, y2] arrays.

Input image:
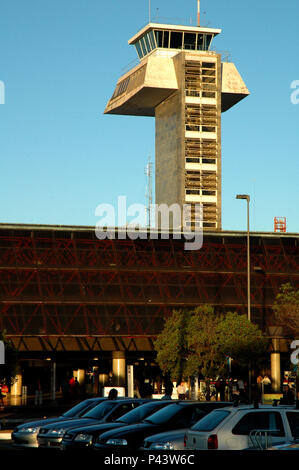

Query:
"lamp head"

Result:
[[236, 194, 250, 202]]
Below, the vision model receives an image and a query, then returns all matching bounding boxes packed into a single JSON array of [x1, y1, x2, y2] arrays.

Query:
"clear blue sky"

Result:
[[0, 0, 298, 233]]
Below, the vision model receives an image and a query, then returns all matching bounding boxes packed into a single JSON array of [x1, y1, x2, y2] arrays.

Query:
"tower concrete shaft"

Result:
[[105, 23, 249, 231]]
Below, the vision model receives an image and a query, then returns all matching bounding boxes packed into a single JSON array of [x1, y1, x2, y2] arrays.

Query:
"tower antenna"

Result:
[[197, 0, 200, 26]]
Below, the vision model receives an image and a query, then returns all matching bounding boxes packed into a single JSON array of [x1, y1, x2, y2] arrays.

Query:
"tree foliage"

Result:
[[216, 312, 269, 369], [273, 283, 299, 336], [154, 309, 191, 381], [0, 330, 18, 386], [154, 306, 268, 381], [186, 305, 224, 379]]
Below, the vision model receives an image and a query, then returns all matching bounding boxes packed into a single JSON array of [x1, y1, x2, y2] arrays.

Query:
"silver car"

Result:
[[11, 397, 106, 448], [141, 428, 187, 450], [185, 404, 299, 450], [37, 398, 143, 448]]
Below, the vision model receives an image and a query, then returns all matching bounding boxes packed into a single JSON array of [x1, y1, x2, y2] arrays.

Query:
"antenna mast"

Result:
[[197, 0, 200, 26], [145, 155, 153, 227]]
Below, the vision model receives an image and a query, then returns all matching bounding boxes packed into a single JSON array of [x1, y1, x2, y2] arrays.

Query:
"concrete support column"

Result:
[[271, 338, 281, 393], [11, 368, 22, 396], [93, 367, 99, 395], [77, 369, 85, 387], [112, 351, 126, 387], [50, 361, 56, 401]]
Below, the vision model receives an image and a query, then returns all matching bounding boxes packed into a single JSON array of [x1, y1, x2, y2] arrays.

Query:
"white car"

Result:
[[185, 404, 299, 450]]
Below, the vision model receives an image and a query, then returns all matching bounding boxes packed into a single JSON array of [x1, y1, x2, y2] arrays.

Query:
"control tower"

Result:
[[104, 22, 249, 230]]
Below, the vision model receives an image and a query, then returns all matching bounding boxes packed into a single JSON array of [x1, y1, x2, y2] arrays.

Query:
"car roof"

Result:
[[210, 404, 298, 412]]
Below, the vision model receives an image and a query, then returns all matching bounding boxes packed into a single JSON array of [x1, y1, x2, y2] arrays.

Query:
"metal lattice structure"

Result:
[[0, 224, 298, 352]]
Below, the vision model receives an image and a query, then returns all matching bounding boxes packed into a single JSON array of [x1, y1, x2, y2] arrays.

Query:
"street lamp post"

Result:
[[236, 194, 251, 401], [236, 194, 251, 322]]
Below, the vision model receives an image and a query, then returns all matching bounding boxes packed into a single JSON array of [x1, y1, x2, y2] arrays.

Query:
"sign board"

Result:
[[103, 387, 126, 397]]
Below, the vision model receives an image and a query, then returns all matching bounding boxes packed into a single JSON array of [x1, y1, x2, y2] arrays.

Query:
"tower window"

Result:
[[135, 41, 143, 59], [163, 31, 169, 48], [184, 33, 196, 50], [170, 31, 183, 49], [154, 30, 163, 47], [144, 34, 152, 54], [197, 34, 204, 50]]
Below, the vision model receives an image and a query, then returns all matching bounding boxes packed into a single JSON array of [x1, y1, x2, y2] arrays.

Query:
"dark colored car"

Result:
[[93, 401, 232, 450], [61, 399, 174, 450], [37, 398, 145, 448], [11, 397, 107, 448]]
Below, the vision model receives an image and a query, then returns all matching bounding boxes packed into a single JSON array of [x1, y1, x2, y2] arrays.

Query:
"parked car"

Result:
[[141, 401, 233, 450], [268, 439, 299, 450], [61, 400, 173, 450], [37, 398, 144, 448], [93, 401, 232, 451], [185, 404, 299, 450], [11, 397, 107, 448]]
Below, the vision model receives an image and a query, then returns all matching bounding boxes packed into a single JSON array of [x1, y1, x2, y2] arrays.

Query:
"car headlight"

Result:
[[150, 442, 175, 450], [106, 438, 128, 446], [18, 426, 40, 434], [48, 428, 66, 436], [74, 433, 93, 443]]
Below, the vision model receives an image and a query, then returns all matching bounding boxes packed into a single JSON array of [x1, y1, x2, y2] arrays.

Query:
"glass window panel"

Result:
[[140, 37, 148, 55], [163, 31, 169, 48], [154, 30, 163, 47], [286, 412, 299, 438], [206, 35, 213, 50], [149, 30, 156, 49], [197, 34, 204, 50], [184, 33, 196, 50], [170, 31, 183, 49], [135, 41, 143, 59], [144, 34, 151, 54]]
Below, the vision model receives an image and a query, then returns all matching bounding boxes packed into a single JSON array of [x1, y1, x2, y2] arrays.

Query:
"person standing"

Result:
[[177, 380, 187, 400], [0, 384, 5, 410], [262, 375, 271, 393]]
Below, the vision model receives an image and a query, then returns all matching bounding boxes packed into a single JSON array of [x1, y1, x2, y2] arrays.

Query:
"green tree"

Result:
[[154, 309, 192, 382], [0, 331, 18, 386], [273, 283, 299, 334], [185, 305, 224, 379], [216, 312, 269, 369], [155, 306, 224, 383], [273, 283, 299, 402], [154, 307, 268, 389]]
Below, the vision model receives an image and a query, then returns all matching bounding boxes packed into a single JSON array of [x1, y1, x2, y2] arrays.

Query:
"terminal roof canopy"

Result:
[[128, 23, 222, 60]]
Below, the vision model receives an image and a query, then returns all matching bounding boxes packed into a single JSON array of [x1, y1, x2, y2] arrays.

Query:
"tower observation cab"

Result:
[[130, 23, 220, 60], [105, 22, 249, 231]]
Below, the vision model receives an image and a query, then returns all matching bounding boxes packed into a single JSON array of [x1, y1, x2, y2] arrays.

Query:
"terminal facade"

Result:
[[0, 223, 298, 398]]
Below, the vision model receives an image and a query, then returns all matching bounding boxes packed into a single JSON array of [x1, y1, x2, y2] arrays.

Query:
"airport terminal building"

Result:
[[0, 223, 298, 397]]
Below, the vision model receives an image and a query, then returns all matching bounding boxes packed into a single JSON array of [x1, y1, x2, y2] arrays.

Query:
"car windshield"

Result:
[[81, 401, 116, 420], [116, 402, 167, 425], [62, 400, 99, 418], [191, 410, 231, 432], [142, 404, 184, 425]]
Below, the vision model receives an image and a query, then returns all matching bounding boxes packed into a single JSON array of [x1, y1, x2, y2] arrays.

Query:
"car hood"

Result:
[[144, 428, 187, 443], [99, 422, 156, 440], [66, 421, 128, 435], [39, 417, 103, 431], [14, 416, 72, 430]]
